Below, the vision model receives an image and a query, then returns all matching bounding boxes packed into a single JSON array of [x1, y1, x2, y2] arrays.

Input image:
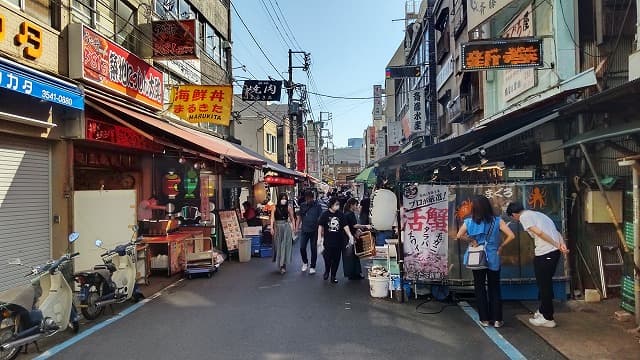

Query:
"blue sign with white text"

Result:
[[0, 57, 84, 110]]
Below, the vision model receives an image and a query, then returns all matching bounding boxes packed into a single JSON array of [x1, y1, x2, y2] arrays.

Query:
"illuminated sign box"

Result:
[[461, 38, 543, 71]]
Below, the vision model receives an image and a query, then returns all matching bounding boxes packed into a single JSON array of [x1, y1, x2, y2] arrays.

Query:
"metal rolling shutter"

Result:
[[0, 134, 51, 292]]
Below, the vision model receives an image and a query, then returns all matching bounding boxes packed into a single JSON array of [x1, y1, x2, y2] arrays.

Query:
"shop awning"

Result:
[[380, 68, 598, 169], [85, 90, 264, 166], [554, 120, 640, 150], [226, 142, 304, 178], [355, 166, 376, 186]]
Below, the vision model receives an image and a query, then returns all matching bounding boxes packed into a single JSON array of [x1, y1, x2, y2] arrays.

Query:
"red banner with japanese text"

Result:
[[170, 85, 232, 125], [296, 137, 306, 172], [402, 184, 449, 281]]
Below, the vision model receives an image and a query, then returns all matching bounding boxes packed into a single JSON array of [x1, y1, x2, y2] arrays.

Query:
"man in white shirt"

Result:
[[507, 202, 569, 328]]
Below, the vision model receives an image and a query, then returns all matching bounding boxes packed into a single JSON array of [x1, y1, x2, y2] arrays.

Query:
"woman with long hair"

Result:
[[342, 198, 372, 280], [456, 195, 515, 327], [359, 197, 371, 225], [270, 193, 296, 274], [317, 197, 355, 283]]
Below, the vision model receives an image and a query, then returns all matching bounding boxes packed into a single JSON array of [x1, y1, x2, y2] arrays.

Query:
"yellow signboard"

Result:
[[170, 85, 232, 125]]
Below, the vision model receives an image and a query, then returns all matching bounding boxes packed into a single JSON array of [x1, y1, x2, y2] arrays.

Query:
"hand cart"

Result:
[[183, 236, 218, 279]]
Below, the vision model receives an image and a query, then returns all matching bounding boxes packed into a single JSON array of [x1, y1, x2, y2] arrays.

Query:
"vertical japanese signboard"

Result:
[[170, 85, 232, 125], [409, 88, 426, 135], [402, 184, 449, 281], [373, 85, 383, 119], [501, 4, 535, 101], [68, 24, 164, 109]]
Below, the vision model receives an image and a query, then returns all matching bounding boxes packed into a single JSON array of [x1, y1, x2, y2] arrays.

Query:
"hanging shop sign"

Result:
[[461, 38, 543, 71], [468, 0, 515, 31], [501, 4, 536, 101], [74, 147, 139, 170], [152, 19, 198, 60], [0, 57, 83, 110], [170, 84, 232, 125], [409, 88, 426, 134], [373, 85, 383, 119], [85, 118, 163, 152], [68, 23, 164, 110], [385, 65, 421, 79], [241, 80, 282, 101], [296, 137, 306, 172], [264, 176, 295, 186], [402, 184, 449, 281]]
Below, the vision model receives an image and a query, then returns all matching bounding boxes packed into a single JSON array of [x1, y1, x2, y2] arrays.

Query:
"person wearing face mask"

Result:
[[317, 197, 355, 283], [342, 198, 372, 280], [270, 193, 296, 274]]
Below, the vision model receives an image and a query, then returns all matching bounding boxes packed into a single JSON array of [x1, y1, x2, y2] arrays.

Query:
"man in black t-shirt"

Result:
[[318, 197, 354, 283]]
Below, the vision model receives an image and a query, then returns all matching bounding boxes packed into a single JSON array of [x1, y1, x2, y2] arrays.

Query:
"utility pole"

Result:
[[287, 49, 311, 170]]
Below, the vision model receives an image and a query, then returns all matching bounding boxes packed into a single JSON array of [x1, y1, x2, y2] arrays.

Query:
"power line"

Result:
[[259, 0, 295, 52], [231, 1, 286, 81]]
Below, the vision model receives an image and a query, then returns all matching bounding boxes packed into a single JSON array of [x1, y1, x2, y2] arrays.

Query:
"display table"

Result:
[[142, 231, 200, 277]]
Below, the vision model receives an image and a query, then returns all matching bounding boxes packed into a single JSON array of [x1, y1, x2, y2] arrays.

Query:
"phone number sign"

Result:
[[0, 57, 83, 110]]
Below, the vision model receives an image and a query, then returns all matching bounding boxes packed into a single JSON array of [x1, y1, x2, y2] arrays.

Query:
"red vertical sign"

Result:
[[296, 137, 306, 172]]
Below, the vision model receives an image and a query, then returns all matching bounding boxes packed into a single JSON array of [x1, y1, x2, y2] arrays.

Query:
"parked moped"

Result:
[[0, 233, 81, 360], [74, 226, 144, 320]]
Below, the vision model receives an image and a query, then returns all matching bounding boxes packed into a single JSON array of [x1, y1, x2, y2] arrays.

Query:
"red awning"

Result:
[[85, 90, 264, 166]]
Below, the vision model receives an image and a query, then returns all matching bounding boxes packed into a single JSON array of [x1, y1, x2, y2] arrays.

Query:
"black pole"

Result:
[[288, 49, 296, 170], [396, 182, 405, 303]]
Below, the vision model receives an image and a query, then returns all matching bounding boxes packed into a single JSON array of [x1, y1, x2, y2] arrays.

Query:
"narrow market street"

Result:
[[39, 257, 564, 360]]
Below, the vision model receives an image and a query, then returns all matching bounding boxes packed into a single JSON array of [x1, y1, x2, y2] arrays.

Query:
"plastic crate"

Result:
[[249, 235, 262, 247], [251, 244, 261, 257], [259, 246, 273, 258]]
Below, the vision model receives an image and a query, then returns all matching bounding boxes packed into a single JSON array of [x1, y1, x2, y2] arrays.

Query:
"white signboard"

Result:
[[402, 184, 449, 281], [409, 88, 427, 135], [501, 4, 535, 101], [468, 0, 515, 30], [157, 59, 202, 85], [436, 55, 454, 91]]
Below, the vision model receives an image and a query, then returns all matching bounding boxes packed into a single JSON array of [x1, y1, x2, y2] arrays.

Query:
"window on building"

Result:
[[7, 0, 58, 28], [435, 8, 450, 64], [266, 133, 277, 153], [71, 0, 139, 53]]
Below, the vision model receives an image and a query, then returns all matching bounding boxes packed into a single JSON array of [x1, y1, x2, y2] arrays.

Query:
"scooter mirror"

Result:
[[95, 239, 103, 247], [132, 225, 139, 232], [69, 232, 80, 243], [7, 258, 22, 266]]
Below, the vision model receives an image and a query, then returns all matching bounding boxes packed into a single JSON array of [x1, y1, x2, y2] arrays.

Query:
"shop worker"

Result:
[[342, 198, 371, 280], [317, 197, 355, 284], [138, 195, 165, 221], [242, 201, 260, 227], [506, 202, 569, 328], [296, 190, 323, 275], [271, 193, 296, 274]]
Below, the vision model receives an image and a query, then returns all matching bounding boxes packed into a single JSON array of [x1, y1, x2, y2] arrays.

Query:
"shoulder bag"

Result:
[[465, 218, 496, 270]]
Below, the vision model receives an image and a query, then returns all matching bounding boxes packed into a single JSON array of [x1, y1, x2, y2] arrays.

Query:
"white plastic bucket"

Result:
[[238, 238, 251, 263], [369, 276, 389, 298]]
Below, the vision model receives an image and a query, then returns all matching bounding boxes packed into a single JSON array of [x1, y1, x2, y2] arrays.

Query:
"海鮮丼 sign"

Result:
[[171, 85, 233, 125]]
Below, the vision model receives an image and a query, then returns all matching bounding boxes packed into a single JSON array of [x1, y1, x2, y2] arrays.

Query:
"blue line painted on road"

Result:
[[458, 301, 527, 360], [34, 279, 184, 359]]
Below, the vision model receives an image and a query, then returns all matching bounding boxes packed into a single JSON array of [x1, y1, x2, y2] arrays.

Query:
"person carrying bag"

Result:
[[456, 195, 515, 328]]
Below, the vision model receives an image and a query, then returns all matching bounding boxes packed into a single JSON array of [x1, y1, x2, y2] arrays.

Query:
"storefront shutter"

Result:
[[0, 134, 51, 292]]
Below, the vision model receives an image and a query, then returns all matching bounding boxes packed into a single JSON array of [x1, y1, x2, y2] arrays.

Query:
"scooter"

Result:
[[74, 226, 144, 320], [0, 233, 81, 360]]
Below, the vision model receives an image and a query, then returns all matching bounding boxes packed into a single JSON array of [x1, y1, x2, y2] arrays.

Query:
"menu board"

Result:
[[219, 210, 242, 251]]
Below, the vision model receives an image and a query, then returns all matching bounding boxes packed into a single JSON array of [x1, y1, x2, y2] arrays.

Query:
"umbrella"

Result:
[[355, 166, 376, 186]]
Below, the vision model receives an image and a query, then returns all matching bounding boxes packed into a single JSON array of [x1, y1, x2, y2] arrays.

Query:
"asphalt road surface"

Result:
[[41, 255, 565, 360]]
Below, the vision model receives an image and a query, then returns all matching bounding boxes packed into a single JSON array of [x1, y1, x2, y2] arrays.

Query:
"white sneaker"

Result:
[[534, 310, 543, 319], [301, 263, 308, 272], [309, 268, 316, 275], [529, 316, 557, 328]]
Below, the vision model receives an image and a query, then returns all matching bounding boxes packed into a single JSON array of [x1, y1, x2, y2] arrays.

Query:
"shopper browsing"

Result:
[[296, 190, 323, 274], [270, 194, 296, 274], [342, 198, 371, 280], [317, 197, 355, 284], [456, 195, 515, 328], [506, 202, 569, 328]]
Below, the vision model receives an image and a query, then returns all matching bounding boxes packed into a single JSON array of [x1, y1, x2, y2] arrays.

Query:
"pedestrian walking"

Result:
[[506, 202, 569, 328], [457, 195, 515, 328], [296, 190, 323, 274], [270, 193, 296, 274], [317, 197, 355, 284], [342, 198, 371, 280]]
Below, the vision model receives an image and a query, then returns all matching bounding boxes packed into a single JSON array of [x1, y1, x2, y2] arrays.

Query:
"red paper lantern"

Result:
[[264, 176, 295, 186]]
